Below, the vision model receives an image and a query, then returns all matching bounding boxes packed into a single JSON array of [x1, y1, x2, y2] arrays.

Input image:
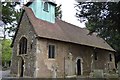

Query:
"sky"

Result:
[[55, 0, 85, 28], [0, 21, 4, 38]]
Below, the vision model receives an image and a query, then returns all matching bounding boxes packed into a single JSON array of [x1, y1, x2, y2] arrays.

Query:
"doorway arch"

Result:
[[76, 57, 83, 75], [18, 56, 25, 77]]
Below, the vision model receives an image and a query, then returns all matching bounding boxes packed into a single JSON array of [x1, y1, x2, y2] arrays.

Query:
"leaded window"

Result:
[[48, 44, 55, 58], [19, 37, 27, 54]]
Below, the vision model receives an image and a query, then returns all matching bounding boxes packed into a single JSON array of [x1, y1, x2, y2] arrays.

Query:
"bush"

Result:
[[2, 39, 12, 68]]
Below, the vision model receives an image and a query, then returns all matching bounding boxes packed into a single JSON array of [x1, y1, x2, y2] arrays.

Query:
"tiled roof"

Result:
[[20, 6, 115, 52]]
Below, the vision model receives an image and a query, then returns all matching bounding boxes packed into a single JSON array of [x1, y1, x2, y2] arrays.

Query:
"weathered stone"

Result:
[[10, 9, 116, 78], [10, 12, 36, 77]]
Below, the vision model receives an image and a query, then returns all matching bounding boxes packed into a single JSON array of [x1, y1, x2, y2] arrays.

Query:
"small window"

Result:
[[109, 54, 112, 61], [94, 51, 98, 60], [43, 2, 48, 12], [48, 45, 55, 58]]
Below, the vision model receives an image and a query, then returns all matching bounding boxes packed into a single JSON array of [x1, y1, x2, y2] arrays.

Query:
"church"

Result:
[[10, 0, 116, 78]]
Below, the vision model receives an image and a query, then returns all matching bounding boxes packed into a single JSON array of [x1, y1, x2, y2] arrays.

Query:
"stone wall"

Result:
[[10, 12, 37, 77], [10, 10, 116, 78], [35, 38, 116, 78]]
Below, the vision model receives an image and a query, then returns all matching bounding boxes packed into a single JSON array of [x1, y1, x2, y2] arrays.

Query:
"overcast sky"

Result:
[[55, 0, 85, 28]]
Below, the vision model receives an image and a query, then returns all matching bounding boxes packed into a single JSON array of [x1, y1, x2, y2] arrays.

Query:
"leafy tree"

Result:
[[2, 2, 22, 38], [75, 2, 120, 62], [2, 39, 12, 67], [55, 4, 62, 19], [0, 1, 1, 10]]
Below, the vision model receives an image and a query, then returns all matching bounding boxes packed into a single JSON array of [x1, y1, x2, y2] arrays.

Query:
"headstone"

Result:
[[65, 53, 76, 77], [52, 64, 58, 78], [93, 69, 104, 78]]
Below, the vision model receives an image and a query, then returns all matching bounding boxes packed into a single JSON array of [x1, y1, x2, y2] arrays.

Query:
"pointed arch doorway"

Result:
[[77, 59, 81, 75], [18, 57, 25, 77], [76, 57, 83, 76], [20, 58, 24, 77]]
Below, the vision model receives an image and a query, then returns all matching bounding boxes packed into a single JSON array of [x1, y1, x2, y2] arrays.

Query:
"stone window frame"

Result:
[[94, 52, 98, 60], [17, 36, 28, 56], [47, 43, 56, 60], [109, 53, 112, 62], [93, 49, 98, 61]]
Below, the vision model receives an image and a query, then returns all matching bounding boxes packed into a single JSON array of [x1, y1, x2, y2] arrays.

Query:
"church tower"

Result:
[[28, 0, 56, 23]]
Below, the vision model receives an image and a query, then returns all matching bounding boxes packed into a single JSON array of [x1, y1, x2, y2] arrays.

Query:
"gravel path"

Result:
[[0, 70, 10, 78]]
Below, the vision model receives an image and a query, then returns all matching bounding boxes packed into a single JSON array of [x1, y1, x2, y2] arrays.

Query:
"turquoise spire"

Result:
[[29, 0, 56, 23]]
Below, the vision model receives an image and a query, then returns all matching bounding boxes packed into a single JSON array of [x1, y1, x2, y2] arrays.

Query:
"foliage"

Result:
[[55, 4, 62, 19], [2, 2, 22, 38], [2, 39, 12, 64], [76, 2, 120, 62], [0, 1, 1, 10]]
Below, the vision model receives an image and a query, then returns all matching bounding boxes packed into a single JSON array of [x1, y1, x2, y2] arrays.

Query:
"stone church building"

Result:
[[10, 0, 116, 78]]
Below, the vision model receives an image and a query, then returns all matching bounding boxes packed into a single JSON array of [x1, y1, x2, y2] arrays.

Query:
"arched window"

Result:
[[43, 2, 48, 12], [94, 52, 98, 60], [19, 37, 27, 54], [109, 54, 112, 61], [93, 49, 98, 60], [76, 57, 83, 75]]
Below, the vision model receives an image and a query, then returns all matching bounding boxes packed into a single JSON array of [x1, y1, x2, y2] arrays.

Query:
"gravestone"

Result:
[[65, 53, 76, 77], [52, 63, 58, 78], [93, 69, 104, 78]]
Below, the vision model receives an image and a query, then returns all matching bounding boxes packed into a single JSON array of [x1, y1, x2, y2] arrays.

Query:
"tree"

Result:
[[2, 2, 22, 38], [2, 39, 12, 67], [55, 4, 62, 19], [76, 2, 120, 62], [1, 2, 21, 67]]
